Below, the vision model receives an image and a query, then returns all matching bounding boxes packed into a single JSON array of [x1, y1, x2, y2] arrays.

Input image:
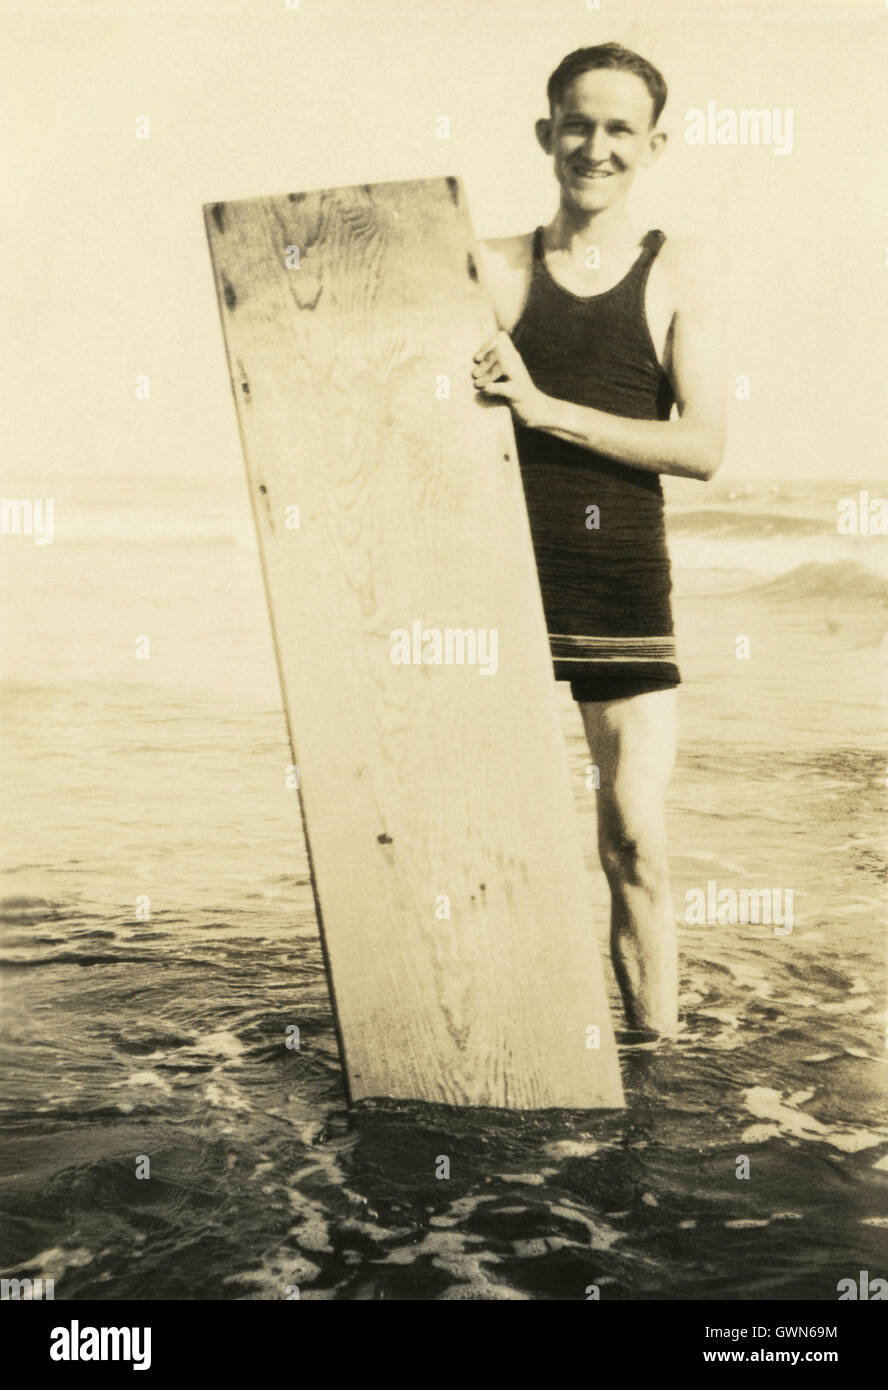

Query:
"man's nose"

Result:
[[582, 126, 612, 162]]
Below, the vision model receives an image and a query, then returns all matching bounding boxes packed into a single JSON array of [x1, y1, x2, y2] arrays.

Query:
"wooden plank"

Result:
[[204, 177, 624, 1109]]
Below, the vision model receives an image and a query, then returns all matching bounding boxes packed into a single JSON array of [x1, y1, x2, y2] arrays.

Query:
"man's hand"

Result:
[[471, 330, 544, 426]]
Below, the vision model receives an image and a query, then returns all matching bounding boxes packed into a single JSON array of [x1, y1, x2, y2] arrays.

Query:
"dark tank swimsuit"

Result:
[[511, 226, 680, 702]]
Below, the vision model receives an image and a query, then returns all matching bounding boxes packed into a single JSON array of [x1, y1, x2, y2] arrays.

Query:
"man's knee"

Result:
[[599, 816, 669, 896]]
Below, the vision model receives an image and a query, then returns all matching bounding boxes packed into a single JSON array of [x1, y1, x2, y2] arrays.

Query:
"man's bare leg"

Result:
[[578, 687, 678, 1035]]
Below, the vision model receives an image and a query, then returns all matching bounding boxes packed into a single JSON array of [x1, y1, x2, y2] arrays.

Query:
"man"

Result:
[[473, 43, 725, 1037]]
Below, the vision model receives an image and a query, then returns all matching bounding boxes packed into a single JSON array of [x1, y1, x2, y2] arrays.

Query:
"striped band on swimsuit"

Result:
[[550, 634, 678, 663]]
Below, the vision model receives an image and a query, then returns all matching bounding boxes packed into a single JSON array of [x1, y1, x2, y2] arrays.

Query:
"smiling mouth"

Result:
[[573, 168, 615, 179]]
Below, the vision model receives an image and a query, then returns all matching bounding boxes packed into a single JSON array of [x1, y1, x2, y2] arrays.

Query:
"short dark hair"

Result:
[[547, 43, 668, 126]]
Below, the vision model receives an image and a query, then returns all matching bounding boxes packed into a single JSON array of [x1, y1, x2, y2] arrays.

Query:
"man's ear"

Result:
[[535, 117, 554, 155], [641, 129, 668, 167]]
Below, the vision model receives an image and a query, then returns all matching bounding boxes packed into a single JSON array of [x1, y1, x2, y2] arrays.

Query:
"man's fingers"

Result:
[[472, 360, 504, 388], [472, 333, 501, 363], [472, 329, 511, 363], [472, 345, 501, 373], [477, 378, 515, 399], [471, 351, 501, 377], [472, 329, 522, 393]]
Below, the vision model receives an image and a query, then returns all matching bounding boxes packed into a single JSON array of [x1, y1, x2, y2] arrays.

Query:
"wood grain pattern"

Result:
[[204, 177, 624, 1109]]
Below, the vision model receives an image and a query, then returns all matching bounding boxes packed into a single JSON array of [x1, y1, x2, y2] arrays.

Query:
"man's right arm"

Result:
[[475, 236, 534, 334]]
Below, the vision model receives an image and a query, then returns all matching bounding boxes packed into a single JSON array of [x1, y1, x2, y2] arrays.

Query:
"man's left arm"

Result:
[[472, 240, 727, 482]]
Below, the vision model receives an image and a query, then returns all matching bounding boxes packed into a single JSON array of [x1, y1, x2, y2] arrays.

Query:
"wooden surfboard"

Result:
[[204, 177, 624, 1109]]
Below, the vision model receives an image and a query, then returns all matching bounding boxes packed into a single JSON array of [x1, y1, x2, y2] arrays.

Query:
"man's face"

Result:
[[538, 69, 663, 213]]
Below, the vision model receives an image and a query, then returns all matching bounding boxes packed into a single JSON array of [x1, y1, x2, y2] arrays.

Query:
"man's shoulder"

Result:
[[477, 234, 536, 329], [478, 232, 535, 275]]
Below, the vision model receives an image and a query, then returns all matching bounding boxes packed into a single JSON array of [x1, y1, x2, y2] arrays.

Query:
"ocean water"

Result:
[[1, 474, 886, 1301]]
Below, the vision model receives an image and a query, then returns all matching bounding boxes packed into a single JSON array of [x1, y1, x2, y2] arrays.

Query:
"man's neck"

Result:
[[546, 201, 641, 262]]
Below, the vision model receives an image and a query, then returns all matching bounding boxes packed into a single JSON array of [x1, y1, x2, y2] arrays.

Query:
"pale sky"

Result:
[[4, 0, 887, 495]]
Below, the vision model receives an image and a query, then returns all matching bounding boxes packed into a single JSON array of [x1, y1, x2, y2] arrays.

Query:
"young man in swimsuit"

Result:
[[473, 44, 725, 1037]]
